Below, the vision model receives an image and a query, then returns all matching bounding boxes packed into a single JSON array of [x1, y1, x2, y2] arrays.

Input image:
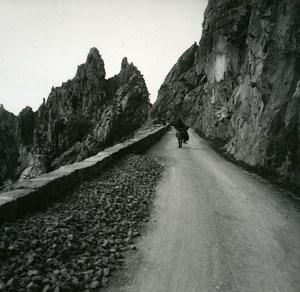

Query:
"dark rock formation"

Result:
[[33, 48, 108, 169], [0, 48, 150, 187], [93, 57, 150, 146], [151, 0, 300, 185], [50, 55, 150, 169], [0, 105, 18, 186], [0, 105, 37, 187], [16, 107, 36, 174]]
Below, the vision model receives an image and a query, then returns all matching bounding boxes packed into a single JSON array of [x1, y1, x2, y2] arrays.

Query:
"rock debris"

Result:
[[0, 154, 163, 291]]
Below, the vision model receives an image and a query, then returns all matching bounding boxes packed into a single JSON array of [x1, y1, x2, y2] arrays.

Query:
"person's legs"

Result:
[[183, 130, 189, 143]]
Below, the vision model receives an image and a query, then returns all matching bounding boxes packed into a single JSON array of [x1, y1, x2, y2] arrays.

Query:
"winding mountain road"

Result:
[[110, 128, 300, 292]]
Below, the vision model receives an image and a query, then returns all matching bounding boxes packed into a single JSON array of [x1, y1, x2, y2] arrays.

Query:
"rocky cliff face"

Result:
[[0, 48, 150, 187], [33, 48, 108, 170], [151, 0, 300, 185], [0, 106, 36, 187], [0, 105, 18, 186], [93, 57, 150, 146]]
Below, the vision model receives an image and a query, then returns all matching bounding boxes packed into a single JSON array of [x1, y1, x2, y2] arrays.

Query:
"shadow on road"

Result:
[[178, 147, 206, 150]]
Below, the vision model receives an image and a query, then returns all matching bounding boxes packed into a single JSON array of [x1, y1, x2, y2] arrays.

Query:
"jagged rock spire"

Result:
[[121, 57, 128, 69], [0, 47, 151, 186]]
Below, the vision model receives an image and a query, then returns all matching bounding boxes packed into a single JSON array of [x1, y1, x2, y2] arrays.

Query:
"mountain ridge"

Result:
[[0, 48, 150, 188]]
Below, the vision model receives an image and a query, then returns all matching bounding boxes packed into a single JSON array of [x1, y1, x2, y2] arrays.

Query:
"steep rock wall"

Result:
[[94, 57, 150, 145], [34, 48, 108, 169], [0, 105, 18, 186], [151, 0, 300, 185], [0, 106, 36, 187]]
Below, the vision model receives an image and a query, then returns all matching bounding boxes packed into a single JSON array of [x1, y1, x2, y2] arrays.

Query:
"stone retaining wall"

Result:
[[0, 125, 169, 223]]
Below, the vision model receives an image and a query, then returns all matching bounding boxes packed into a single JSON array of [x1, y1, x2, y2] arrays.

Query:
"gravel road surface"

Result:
[[112, 128, 300, 292]]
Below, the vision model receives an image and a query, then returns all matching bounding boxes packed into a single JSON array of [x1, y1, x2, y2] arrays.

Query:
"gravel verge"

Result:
[[0, 154, 163, 291]]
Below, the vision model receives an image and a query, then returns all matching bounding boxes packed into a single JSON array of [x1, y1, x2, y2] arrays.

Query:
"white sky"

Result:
[[0, 0, 207, 115]]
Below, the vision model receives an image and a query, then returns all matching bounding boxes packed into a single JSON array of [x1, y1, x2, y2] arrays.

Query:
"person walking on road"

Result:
[[174, 118, 189, 143]]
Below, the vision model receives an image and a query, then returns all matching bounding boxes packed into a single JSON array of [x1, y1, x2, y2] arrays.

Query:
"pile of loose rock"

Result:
[[0, 154, 163, 291]]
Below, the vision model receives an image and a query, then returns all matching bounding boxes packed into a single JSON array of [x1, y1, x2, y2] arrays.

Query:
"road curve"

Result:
[[113, 128, 300, 292]]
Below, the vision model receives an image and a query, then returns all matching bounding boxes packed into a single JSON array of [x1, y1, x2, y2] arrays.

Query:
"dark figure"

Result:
[[174, 118, 189, 148]]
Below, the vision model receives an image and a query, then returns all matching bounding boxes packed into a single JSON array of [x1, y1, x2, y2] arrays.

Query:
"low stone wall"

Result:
[[0, 125, 168, 223]]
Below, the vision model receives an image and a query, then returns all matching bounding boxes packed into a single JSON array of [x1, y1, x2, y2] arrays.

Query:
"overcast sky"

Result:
[[0, 0, 207, 115]]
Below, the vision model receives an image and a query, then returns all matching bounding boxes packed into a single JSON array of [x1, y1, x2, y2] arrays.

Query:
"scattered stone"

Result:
[[103, 268, 110, 277], [0, 154, 163, 291], [130, 245, 137, 250], [0, 281, 6, 290], [42, 284, 50, 292]]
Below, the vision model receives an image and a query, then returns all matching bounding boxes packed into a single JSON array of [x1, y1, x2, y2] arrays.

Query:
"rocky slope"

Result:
[[0, 48, 150, 187], [151, 0, 300, 186]]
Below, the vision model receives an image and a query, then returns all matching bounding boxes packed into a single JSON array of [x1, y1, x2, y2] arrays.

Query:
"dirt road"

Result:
[[109, 128, 300, 292]]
